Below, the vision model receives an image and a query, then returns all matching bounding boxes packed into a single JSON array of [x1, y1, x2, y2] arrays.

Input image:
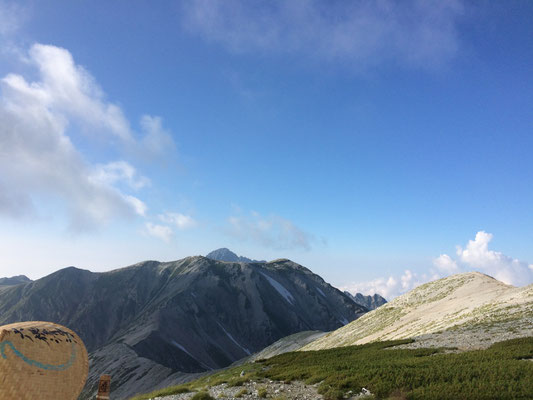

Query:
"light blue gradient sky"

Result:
[[0, 1, 532, 297]]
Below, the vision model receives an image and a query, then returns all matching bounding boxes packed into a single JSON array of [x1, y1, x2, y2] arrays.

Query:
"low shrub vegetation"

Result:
[[190, 392, 215, 400], [257, 386, 268, 398], [256, 337, 533, 399], [130, 337, 533, 400]]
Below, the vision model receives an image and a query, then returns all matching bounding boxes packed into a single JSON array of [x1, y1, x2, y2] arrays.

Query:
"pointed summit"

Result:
[[206, 248, 265, 263]]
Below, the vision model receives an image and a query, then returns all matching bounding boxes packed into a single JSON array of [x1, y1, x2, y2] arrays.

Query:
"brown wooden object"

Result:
[[96, 374, 111, 400]]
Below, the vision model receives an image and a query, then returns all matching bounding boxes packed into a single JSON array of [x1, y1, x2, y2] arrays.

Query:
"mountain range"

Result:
[[0, 253, 367, 399]]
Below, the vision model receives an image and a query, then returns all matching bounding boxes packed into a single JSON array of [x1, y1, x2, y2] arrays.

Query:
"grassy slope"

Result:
[[131, 336, 533, 400]]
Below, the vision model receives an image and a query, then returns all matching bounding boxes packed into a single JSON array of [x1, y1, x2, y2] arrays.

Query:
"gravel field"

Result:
[[151, 379, 373, 400], [390, 322, 533, 351]]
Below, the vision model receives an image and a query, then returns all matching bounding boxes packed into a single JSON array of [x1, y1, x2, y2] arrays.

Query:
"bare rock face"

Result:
[[0, 256, 366, 399]]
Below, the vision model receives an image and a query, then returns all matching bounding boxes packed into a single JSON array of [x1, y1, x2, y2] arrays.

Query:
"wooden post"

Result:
[[96, 375, 111, 400]]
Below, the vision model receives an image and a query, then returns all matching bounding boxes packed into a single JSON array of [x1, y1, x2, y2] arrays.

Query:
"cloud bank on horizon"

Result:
[[343, 231, 533, 299]]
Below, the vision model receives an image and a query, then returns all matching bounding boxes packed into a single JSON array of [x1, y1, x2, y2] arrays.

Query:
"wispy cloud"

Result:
[[433, 253, 460, 274], [0, 43, 175, 231], [227, 210, 313, 250], [145, 222, 173, 242], [137, 115, 176, 163], [0, 0, 25, 38], [341, 269, 438, 300], [159, 212, 197, 230], [342, 231, 533, 299], [91, 161, 150, 191], [454, 231, 533, 287], [181, 0, 464, 70], [142, 211, 197, 242]]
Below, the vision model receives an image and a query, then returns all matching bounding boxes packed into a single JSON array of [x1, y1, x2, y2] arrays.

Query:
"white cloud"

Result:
[[124, 195, 147, 217], [138, 115, 176, 162], [145, 222, 173, 242], [433, 253, 460, 274], [343, 231, 533, 300], [0, 43, 173, 231], [181, 0, 464, 70], [159, 212, 197, 230], [341, 269, 436, 300], [455, 231, 533, 286], [22, 44, 133, 142], [91, 161, 150, 190], [227, 211, 313, 250]]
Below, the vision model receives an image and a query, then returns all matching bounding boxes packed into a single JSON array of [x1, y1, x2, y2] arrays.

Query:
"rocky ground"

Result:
[[150, 379, 373, 400], [389, 320, 533, 351]]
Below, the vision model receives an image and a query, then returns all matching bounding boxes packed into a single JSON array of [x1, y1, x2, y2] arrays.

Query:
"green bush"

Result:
[[227, 377, 248, 387], [317, 385, 344, 400], [257, 386, 268, 398], [129, 384, 190, 399], [191, 391, 215, 400]]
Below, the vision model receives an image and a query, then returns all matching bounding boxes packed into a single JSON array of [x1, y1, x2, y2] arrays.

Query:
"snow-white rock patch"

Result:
[[217, 322, 251, 355], [260, 272, 294, 305]]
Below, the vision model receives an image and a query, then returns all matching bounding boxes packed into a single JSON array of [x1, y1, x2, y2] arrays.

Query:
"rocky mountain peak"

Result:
[[206, 248, 265, 263]]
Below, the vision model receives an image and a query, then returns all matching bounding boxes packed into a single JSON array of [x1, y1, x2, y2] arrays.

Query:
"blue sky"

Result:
[[0, 1, 532, 298]]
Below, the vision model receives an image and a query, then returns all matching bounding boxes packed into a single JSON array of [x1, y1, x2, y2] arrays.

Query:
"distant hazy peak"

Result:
[[0, 275, 32, 286], [206, 248, 265, 263], [344, 292, 387, 310]]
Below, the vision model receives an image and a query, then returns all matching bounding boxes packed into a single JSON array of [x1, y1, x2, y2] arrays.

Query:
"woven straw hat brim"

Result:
[[0, 321, 89, 400]]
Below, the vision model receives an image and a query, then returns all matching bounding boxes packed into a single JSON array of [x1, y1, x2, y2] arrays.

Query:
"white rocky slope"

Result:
[[304, 271, 533, 351]]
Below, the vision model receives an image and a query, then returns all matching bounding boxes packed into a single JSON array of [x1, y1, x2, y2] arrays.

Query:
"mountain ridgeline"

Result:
[[0, 275, 32, 286], [304, 271, 533, 351], [0, 255, 367, 399], [206, 249, 387, 310]]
